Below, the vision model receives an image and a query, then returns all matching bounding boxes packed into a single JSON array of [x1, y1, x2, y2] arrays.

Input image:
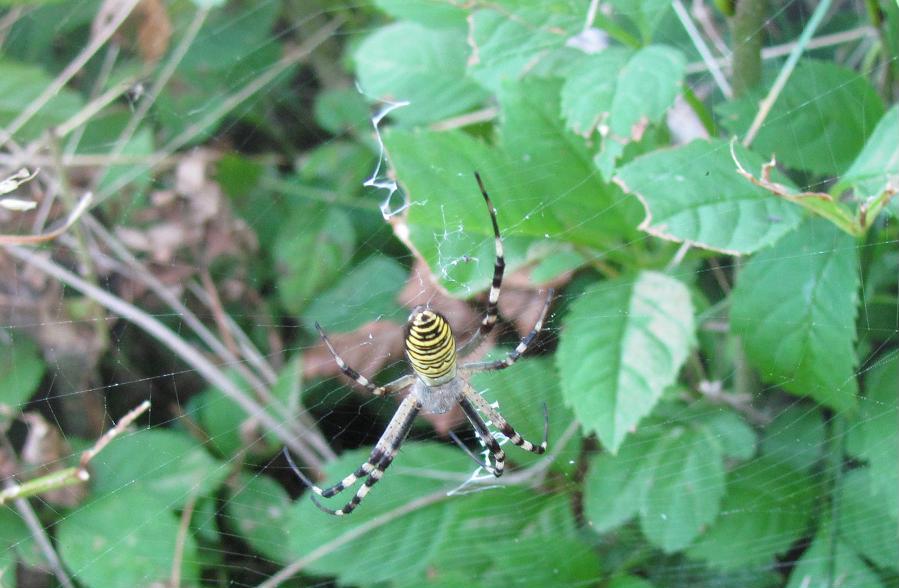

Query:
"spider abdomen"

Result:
[[405, 309, 457, 386]]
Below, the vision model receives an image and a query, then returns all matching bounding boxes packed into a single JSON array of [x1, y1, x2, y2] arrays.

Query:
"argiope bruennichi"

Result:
[[288, 173, 553, 515]]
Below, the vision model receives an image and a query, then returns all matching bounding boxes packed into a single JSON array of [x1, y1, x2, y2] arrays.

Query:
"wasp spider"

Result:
[[289, 172, 553, 516]]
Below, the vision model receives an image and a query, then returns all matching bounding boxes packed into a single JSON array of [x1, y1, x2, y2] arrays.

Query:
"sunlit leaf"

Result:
[[838, 103, 899, 201], [355, 21, 488, 126], [558, 271, 695, 452], [615, 139, 803, 254], [467, 7, 579, 92]]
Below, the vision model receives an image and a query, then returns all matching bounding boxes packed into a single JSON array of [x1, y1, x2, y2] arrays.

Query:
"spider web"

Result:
[[0, 2, 897, 588]]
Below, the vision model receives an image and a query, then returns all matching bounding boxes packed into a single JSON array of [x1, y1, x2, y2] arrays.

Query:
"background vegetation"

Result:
[[1, 1, 898, 587]]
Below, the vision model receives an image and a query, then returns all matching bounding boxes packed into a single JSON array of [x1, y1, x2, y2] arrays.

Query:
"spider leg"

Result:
[[461, 288, 554, 373], [458, 397, 505, 477], [315, 322, 414, 396], [288, 394, 421, 516], [448, 429, 497, 474], [459, 172, 505, 356], [463, 384, 547, 455]]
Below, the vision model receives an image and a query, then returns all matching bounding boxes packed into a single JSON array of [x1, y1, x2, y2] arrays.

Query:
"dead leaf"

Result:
[[135, 0, 171, 64]]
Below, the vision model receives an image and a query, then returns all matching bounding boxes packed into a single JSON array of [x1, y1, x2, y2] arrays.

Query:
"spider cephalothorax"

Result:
[[289, 172, 553, 516]]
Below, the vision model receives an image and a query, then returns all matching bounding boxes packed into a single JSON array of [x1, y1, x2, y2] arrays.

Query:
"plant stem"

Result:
[[742, 0, 833, 146], [730, 0, 768, 97]]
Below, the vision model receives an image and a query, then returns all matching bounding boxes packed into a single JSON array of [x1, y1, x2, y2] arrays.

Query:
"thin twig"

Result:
[[80, 218, 333, 459], [10, 493, 75, 588], [685, 25, 875, 74], [0, 192, 92, 245], [54, 76, 140, 139], [673, 0, 732, 97], [0, 0, 141, 147], [696, 380, 770, 425], [691, 0, 729, 57], [5, 245, 328, 472], [186, 282, 279, 386], [170, 493, 198, 588], [428, 107, 498, 132], [742, 0, 834, 147], [0, 401, 150, 506], [200, 268, 239, 357], [79, 400, 151, 468], [105, 5, 210, 173]]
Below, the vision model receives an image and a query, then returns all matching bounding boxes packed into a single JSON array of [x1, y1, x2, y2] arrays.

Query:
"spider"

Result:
[[288, 172, 553, 516]]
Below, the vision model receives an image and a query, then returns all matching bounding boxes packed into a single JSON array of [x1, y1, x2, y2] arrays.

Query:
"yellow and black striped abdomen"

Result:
[[405, 310, 457, 385]]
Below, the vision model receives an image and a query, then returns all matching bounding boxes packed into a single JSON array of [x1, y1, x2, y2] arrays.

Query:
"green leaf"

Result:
[[57, 488, 199, 588], [196, 359, 300, 457], [608, 0, 672, 40], [583, 429, 661, 532], [303, 255, 407, 332], [609, 576, 658, 588], [760, 405, 824, 471], [730, 218, 859, 410], [640, 425, 725, 552], [498, 77, 644, 245], [0, 338, 44, 413], [699, 408, 756, 461], [0, 506, 36, 585], [839, 468, 899, 571], [286, 443, 471, 585], [160, 2, 281, 143], [557, 271, 695, 452], [479, 535, 601, 588], [847, 354, 898, 519], [0, 58, 84, 142], [407, 488, 565, 584], [614, 138, 803, 254], [838, 104, 899, 200], [717, 59, 884, 176], [373, 0, 468, 27], [313, 88, 373, 136], [561, 45, 685, 176], [91, 428, 227, 507], [226, 474, 292, 564], [354, 21, 488, 126], [470, 357, 580, 473], [786, 522, 884, 588], [688, 457, 814, 569], [561, 48, 631, 136], [274, 206, 355, 314], [384, 93, 639, 294], [467, 7, 580, 92]]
